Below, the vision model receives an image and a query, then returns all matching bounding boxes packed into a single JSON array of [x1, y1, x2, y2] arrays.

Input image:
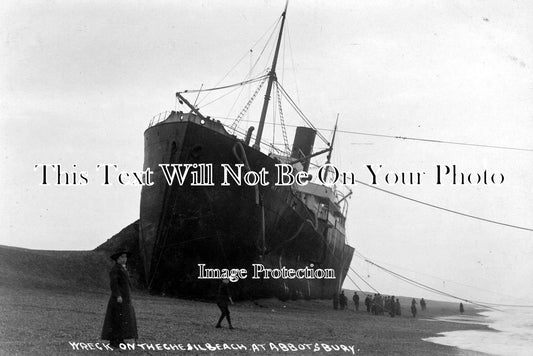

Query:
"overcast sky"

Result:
[[1, 0, 532, 305]]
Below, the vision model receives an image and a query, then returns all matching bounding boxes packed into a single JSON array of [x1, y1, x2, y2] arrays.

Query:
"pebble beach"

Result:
[[0, 246, 491, 355]]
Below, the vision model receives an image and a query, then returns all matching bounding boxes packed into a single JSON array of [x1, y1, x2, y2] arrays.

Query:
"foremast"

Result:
[[253, 1, 288, 150]]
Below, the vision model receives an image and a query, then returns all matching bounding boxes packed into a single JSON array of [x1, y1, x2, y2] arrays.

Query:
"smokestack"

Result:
[[291, 127, 316, 172]]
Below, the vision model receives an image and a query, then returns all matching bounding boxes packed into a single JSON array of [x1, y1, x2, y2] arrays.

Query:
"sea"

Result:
[[423, 307, 533, 355]]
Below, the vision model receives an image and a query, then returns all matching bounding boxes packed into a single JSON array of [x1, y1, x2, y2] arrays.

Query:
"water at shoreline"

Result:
[[423, 307, 533, 356]]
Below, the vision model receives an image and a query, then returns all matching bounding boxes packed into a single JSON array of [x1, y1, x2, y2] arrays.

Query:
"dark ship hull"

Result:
[[139, 113, 354, 300]]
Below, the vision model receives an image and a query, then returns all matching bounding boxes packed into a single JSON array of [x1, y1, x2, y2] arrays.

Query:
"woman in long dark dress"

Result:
[[101, 249, 138, 347], [215, 278, 234, 329]]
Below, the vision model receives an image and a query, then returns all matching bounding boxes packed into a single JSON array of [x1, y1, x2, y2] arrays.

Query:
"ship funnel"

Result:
[[291, 126, 316, 172]]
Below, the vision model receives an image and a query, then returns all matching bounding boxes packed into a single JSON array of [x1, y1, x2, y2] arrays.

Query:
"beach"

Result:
[[0, 287, 492, 355], [0, 246, 491, 356]]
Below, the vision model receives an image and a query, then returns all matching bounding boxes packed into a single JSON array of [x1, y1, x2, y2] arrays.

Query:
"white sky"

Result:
[[1, 0, 532, 305]]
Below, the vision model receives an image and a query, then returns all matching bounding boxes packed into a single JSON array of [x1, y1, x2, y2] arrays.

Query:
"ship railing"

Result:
[[148, 111, 175, 128], [149, 110, 234, 138], [333, 188, 351, 216]]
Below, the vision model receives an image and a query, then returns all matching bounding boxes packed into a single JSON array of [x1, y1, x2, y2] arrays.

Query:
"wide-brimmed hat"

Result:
[[110, 249, 130, 261]]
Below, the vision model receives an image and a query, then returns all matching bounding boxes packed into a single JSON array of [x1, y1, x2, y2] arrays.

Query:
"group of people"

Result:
[[332, 290, 365, 311], [333, 292, 468, 318], [332, 291, 349, 310], [332, 291, 430, 319], [100, 249, 234, 348], [363, 293, 402, 317], [410, 297, 427, 317]]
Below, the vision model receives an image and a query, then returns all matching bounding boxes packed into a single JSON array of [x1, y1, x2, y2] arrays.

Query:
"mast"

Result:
[[253, 1, 288, 150], [323, 115, 339, 181]]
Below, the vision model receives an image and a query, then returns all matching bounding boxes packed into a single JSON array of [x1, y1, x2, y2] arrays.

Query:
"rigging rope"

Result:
[[213, 117, 533, 153], [355, 179, 533, 232], [178, 75, 268, 95], [319, 232, 381, 294], [344, 271, 364, 293], [197, 16, 281, 107], [353, 250, 525, 302], [276, 82, 329, 144], [362, 258, 501, 311], [353, 250, 533, 308], [230, 76, 268, 134], [348, 264, 380, 294], [274, 82, 291, 154], [337, 129, 533, 153]]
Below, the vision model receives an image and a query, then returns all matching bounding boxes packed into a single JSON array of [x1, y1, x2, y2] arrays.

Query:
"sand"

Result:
[[0, 246, 492, 355]]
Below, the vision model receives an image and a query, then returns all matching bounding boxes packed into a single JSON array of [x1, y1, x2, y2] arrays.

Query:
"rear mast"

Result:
[[323, 115, 339, 181]]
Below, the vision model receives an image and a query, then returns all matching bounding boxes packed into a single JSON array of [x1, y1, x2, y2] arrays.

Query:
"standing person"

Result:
[[352, 292, 360, 311], [332, 292, 339, 310], [389, 296, 396, 317], [339, 291, 348, 310], [411, 298, 417, 318], [395, 298, 401, 316], [459, 303, 464, 314], [372, 294, 378, 315], [420, 298, 426, 311], [216, 278, 234, 329], [101, 249, 138, 348], [365, 295, 371, 313]]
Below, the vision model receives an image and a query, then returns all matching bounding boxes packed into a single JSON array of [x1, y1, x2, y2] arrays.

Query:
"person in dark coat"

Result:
[[365, 295, 371, 313], [420, 298, 426, 311], [339, 291, 348, 310], [459, 302, 464, 314], [395, 298, 401, 316], [411, 298, 417, 318], [389, 296, 396, 317], [373, 294, 382, 315], [101, 249, 138, 347], [216, 278, 234, 329], [352, 292, 360, 311], [332, 293, 339, 310]]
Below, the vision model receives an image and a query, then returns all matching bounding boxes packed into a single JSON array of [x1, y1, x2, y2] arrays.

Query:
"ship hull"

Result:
[[139, 118, 354, 300]]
